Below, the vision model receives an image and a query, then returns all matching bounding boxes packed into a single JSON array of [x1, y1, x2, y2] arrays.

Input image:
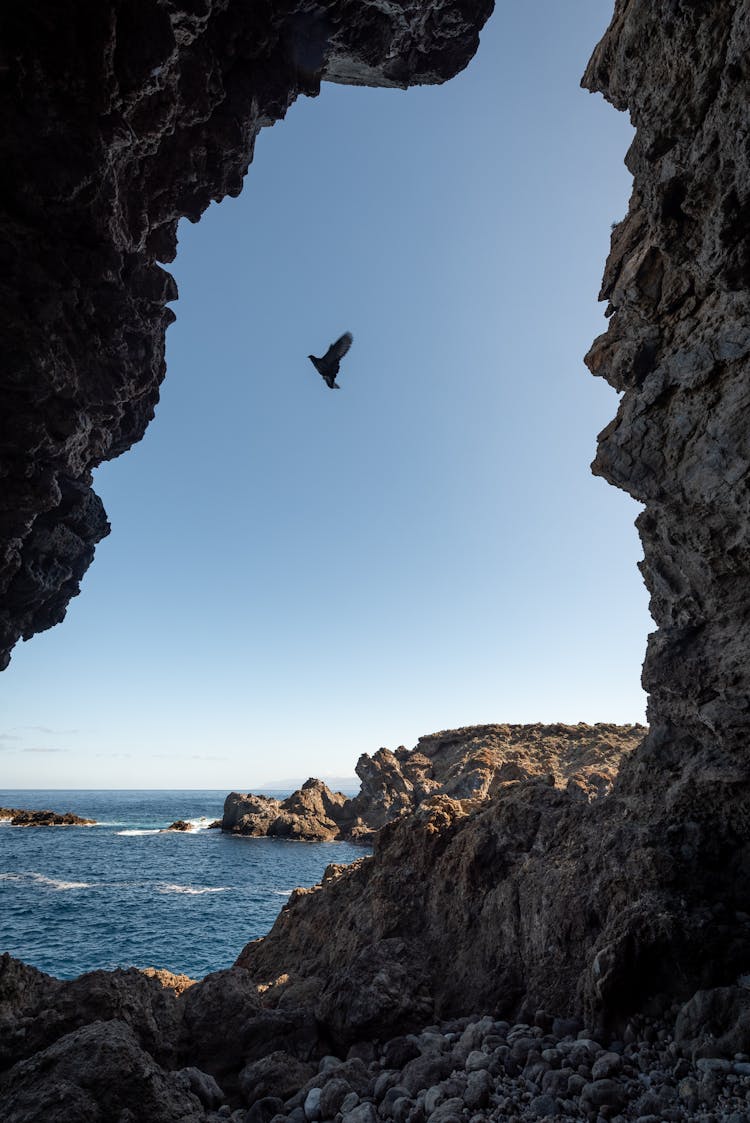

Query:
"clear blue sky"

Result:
[[1, 3, 648, 789]]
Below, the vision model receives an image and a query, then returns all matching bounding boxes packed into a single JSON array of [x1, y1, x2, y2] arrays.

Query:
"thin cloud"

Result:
[[190, 754, 228, 762], [22, 726, 77, 736], [22, 747, 67, 754], [0, 733, 20, 742], [95, 753, 132, 759]]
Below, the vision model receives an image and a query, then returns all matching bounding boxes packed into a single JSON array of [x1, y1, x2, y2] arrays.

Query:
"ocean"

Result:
[[0, 789, 367, 980]]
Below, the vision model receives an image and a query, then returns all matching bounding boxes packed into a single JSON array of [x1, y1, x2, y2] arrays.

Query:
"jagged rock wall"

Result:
[[0, 0, 493, 669], [583, 0, 750, 756]]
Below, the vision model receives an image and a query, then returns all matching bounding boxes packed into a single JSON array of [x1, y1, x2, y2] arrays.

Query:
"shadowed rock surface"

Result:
[[0, 0, 493, 670], [223, 723, 645, 842], [5, 953, 750, 1121]]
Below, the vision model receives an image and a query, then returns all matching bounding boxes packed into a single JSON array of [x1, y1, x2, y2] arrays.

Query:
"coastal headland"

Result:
[[2, 0, 750, 1118], [221, 723, 644, 843]]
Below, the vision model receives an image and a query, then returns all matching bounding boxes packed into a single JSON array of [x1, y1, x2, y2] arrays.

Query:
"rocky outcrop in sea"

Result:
[[0, 808, 96, 827], [222, 724, 645, 843]]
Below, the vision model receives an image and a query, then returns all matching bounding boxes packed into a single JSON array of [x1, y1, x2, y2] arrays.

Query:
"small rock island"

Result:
[[0, 808, 96, 827]]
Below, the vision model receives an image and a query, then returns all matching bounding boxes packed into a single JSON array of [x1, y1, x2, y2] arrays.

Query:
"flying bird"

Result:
[[308, 331, 353, 389]]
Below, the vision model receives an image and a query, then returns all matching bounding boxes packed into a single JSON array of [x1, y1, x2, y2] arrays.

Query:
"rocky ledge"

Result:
[[0, 807, 96, 827], [222, 723, 645, 843]]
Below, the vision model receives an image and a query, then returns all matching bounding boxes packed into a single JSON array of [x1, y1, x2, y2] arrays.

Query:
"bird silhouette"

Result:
[[308, 332, 353, 389]]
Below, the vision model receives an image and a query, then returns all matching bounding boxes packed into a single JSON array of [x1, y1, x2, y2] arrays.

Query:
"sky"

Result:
[[1, 3, 649, 790]]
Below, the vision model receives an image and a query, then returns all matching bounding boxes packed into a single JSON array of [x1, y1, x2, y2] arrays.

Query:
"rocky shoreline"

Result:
[[3, 951, 750, 1122], [222, 724, 645, 844]]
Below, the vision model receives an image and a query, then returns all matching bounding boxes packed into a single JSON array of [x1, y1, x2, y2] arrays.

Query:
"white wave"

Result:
[[0, 872, 23, 881], [155, 882, 229, 896], [160, 816, 216, 832], [29, 873, 92, 890], [270, 889, 294, 897], [116, 828, 161, 836]]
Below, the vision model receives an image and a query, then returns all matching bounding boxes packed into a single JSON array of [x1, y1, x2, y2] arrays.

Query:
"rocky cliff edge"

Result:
[[222, 723, 645, 842]]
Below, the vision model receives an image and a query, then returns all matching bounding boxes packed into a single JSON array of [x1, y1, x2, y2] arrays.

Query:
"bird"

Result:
[[308, 331, 353, 389]]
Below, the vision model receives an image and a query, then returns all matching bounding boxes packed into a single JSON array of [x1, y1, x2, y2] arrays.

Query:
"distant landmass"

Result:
[[258, 776, 359, 793]]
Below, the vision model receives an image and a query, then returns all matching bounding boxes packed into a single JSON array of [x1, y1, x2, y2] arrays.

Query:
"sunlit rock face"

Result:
[[222, 723, 644, 842], [0, 0, 493, 669]]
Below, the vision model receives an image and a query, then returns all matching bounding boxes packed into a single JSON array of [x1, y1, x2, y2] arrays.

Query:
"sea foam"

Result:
[[155, 882, 228, 895]]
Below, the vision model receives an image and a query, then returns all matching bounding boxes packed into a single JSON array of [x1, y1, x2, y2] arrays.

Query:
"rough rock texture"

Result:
[[0, 807, 96, 826], [6, 954, 750, 1122], [0, 0, 493, 670], [576, 0, 750, 1018], [584, 0, 750, 753], [222, 723, 645, 842], [223, 779, 352, 841]]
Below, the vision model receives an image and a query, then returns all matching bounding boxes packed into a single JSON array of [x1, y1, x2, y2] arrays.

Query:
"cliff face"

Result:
[[583, 0, 750, 760], [0, 0, 493, 669], [222, 723, 644, 842]]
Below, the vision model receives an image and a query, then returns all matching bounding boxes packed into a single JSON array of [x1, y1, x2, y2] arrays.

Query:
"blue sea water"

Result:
[[0, 789, 368, 980]]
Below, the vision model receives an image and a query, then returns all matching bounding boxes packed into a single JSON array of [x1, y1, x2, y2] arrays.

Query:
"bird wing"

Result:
[[324, 331, 353, 363]]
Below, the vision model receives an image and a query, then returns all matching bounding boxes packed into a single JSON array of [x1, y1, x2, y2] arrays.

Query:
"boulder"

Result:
[[0, 1021, 204, 1123]]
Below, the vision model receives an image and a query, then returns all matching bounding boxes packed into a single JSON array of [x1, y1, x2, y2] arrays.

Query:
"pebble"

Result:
[[303, 1087, 322, 1121], [239, 1011, 750, 1123], [464, 1050, 491, 1072], [426, 1095, 464, 1122], [341, 1104, 377, 1123], [528, 1092, 557, 1116]]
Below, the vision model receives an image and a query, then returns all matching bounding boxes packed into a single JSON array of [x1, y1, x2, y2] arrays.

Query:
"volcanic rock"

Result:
[[222, 722, 644, 842], [0, 808, 96, 826], [223, 779, 351, 842], [0, 954, 183, 1071], [0, 1020, 205, 1123]]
